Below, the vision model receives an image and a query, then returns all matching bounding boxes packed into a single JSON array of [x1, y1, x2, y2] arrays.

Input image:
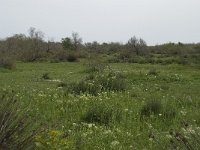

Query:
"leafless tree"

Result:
[[127, 36, 147, 55], [71, 32, 82, 50]]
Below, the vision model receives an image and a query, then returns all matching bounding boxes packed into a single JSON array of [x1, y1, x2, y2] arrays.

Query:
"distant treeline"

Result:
[[0, 27, 200, 68]]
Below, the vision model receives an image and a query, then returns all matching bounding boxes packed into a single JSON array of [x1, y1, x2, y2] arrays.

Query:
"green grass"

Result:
[[0, 62, 200, 149]]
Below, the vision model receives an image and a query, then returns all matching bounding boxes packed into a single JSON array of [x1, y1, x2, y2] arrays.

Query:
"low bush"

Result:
[[96, 71, 127, 91], [66, 80, 100, 95], [140, 100, 176, 120], [66, 53, 78, 62], [41, 73, 51, 80], [84, 58, 107, 73], [81, 102, 122, 125], [148, 68, 158, 76], [141, 100, 162, 117], [61, 70, 127, 95]]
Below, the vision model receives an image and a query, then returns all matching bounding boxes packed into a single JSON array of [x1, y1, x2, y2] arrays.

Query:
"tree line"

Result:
[[0, 27, 200, 69]]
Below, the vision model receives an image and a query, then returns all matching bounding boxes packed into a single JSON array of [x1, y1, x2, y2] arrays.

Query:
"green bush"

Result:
[[96, 71, 127, 91], [81, 102, 122, 125], [66, 80, 100, 95], [61, 70, 127, 95]]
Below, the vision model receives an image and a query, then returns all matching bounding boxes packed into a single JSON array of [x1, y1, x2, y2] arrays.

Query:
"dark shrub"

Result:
[[141, 100, 162, 117], [67, 53, 78, 62], [41, 73, 50, 80], [141, 100, 176, 120], [119, 50, 132, 61], [58, 82, 68, 87]]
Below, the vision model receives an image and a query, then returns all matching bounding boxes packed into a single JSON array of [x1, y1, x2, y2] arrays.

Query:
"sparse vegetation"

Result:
[[0, 61, 199, 149]]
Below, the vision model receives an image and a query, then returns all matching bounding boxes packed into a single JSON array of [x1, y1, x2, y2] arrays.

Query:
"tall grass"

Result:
[[0, 91, 38, 149]]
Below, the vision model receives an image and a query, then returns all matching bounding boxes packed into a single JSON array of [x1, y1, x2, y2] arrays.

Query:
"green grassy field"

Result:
[[1, 62, 200, 149]]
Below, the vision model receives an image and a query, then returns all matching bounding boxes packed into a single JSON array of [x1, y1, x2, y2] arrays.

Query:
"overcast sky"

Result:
[[0, 0, 200, 45]]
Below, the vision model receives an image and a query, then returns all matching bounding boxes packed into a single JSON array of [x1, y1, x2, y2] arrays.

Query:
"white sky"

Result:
[[0, 0, 200, 45]]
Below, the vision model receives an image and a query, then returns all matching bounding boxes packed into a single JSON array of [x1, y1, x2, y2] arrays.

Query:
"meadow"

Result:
[[1, 61, 200, 149]]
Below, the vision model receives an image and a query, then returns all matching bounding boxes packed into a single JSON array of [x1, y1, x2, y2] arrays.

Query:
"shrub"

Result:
[[84, 58, 106, 73], [141, 100, 162, 117], [118, 50, 132, 61], [41, 73, 50, 80], [148, 68, 158, 76], [81, 102, 122, 125], [0, 57, 16, 69], [58, 82, 68, 87], [141, 100, 176, 120], [67, 53, 78, 62], [96, 71, 127, 91], [81, 104, 113, 125], [61, 70, 127, 95], [66, 80, 100, 95], [0, 91, 38, 149]]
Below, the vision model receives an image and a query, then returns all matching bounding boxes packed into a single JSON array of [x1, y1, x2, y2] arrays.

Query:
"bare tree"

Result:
[[28, 27, 36, 39], [127, 36, 147, 55], [61, 32, 82, 51], [71, 32, 82, 50], [26, 27, 45, 61]]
